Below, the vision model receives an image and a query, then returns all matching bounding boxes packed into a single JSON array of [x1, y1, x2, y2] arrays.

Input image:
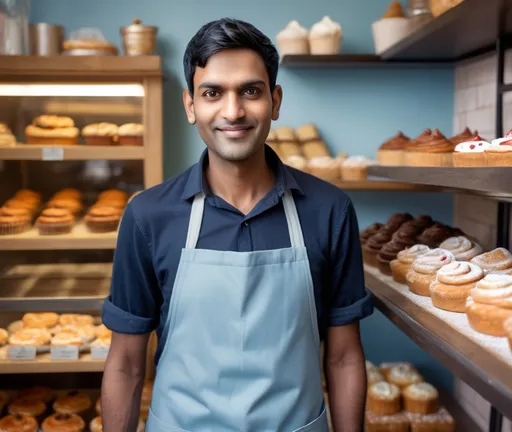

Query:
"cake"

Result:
[[82, 123, 118, 146], [276, 20, 309, 55], [486, 129, 512, 166], [453, 134, 491, 167], [404, 129, 453, 166], [406, 248, 455, 296], [309, 16, 342, 54], [118, 123, 143, 146], [377, 131, 410, 165]]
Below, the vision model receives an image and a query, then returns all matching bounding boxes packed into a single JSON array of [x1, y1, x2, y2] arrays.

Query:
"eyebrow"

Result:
[[198, 79, 266, 90]]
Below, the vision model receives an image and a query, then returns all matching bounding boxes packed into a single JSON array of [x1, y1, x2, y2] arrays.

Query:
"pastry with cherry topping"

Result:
[[486, 129, 512, 166], [453, 133, 491, 167]]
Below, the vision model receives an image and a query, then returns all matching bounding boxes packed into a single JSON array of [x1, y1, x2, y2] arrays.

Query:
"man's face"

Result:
[[183, 48, 282, 162]]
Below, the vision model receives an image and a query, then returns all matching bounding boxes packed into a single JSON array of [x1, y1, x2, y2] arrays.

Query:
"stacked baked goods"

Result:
[[80, 122, 144, 146], [84, 189, 128, 233], [0, 123, 16, 146], [25, 115, 79, 146], [276, 16, 342, 55], [365, 360, 455, 431], [372, 1, 413, 55], [0, 189, 42, 235]]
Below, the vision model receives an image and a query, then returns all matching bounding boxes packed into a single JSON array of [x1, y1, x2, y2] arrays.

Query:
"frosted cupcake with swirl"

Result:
[[404, 128, 453, 167], [439, 236, 483, 261], [309, 16, 342, 54], [471, 247, 512, 275], [406, 248, 454, 296], [453, 133, 491, 167], [390, 244, 430, 284], [276, 20, 309, 55]]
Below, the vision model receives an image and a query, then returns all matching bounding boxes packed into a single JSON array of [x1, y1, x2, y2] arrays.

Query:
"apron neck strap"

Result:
[[185, 190, 305, 249]]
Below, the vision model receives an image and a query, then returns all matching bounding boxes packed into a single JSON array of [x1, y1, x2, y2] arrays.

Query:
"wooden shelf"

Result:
[[381, 0, 510, 61], [365, 265, 512, 420], [331, 179, 441, 191], [0, 55, 162, 79], [280, 54, 450, 67], [0, 144, 145, 161], [0, 223, 117, 251], [368, 166, 512, 198]]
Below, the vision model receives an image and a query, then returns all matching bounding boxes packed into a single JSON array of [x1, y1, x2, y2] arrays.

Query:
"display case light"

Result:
[[0, 84, 145, 97]]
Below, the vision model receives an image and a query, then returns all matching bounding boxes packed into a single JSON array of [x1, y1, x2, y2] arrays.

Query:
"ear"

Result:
[[271, 85, 283, 121], [183, 88, 196, 125]]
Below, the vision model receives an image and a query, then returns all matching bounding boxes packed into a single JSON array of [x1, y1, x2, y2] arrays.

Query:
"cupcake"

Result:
[[403, 382, 439, 414], [450, 127, 474, 146], [340, 156, 373, 181], [307, 156, 340, 181], [367, 382, 401, 415], [384, 213, 414, 232], [45, 198, 83, 217], [0, 123, 16, 146], [0, 414, 38, 432], [84, 206, 122, 233], [416, 223, 453, 248], [438, 236, 483, 261], [453, 134, 491, 167], [283, 155, 308, 172], [372, 1, 412, 55], [380, 361, 417, 378], [35, 208, 75, 235], [363, 228, 395, 267], [406, 248, 455, 296], [486, 129, 512, 166], [360, 223, 383, 245], [53, 391, 91, 415], [3, 199, 40, 218], [377, 131, 410, 165], [276, 20, 309, 55], [387, 364, 424, 389], [41, 413, 85, 432], [309, 16, 342, 55], [0, 207, 31, 235], [118, 123, 143, 146], [82, 123, 118, 146], [404, 128, 453, 167], [390, 244, 431, 284]]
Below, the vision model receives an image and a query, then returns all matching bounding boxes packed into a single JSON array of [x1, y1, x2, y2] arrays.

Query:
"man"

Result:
[[101, 18, 373, 432]]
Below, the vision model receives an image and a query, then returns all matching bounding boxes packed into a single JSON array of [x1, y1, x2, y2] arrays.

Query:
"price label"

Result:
[[51, 346, 79, 360], [91, 346, 109, 359], [8, 346, 37, 360], [42, 147, 64, 161]]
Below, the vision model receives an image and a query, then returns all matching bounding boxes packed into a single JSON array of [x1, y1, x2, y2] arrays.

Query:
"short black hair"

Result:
[[183, 18, 280, 95]]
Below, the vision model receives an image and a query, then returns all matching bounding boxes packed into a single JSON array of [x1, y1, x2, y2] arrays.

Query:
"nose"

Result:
[[220, 92, 245, 122]]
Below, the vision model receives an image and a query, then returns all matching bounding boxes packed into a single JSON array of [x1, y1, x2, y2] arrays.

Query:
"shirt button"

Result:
[[244, 222, 249, 227]]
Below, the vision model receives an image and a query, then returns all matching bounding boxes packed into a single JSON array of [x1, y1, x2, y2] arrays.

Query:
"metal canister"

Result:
[[120, 18, 157, 56], [29, 23, 64, 55]]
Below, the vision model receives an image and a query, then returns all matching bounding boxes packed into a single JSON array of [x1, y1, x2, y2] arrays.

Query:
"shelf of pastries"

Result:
[[0, 312, 111, 374], [0, 187, 136, 251], [364, 359, 480, 432], [266, 124, 440, 192], [360, 214, 512, 420], [0, 382, 152, 431]]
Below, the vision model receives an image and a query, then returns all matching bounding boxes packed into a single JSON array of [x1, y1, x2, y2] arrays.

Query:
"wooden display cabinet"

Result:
[[0, 56, 163, 377]]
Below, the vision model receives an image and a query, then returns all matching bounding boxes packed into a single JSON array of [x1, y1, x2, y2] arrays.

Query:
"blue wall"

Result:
[[31, 0, 455, 389]]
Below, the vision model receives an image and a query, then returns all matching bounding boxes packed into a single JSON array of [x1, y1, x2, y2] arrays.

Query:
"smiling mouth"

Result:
[[217, 126, 253, 137]]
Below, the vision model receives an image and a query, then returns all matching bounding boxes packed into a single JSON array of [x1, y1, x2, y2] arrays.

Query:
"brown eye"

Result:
[[244, 87, 260, 97], [204, 90, 219, 98]]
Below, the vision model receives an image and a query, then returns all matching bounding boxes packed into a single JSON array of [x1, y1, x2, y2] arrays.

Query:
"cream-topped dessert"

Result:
[[276, 21, 309, 55], [486, 129, 512, 166], [309, 16, 342, 54]]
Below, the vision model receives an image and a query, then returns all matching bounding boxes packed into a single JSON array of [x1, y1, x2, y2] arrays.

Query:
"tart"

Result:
[[25, 124, 79, 146], [406, 407, 455, 432], [452, 134, 491, 167], [307, 156, 340, 181], [486, 129, 512, 166], [17, 386, 54, 403], [82, 123, 118, 146], [8, 398, 46, 417], [430, 261, 484, 312], [53, 391, 91, 415], [406, 248, 455, 296], [118, 123, 143, 146], [470, 248, 512, 275], [387, 364, 424, 389], [22, 312, 59, 329], [404, 129, 453, 167], [367, 382, 401, 415], [59, 314, 94, 327], [276, 21, 309, 55], [41, 413, 85, 432], [35, 208, 75, 235], [377, 131, 410, 165], [0, 207, 31, 235], [0, 414, 38, 432], [403, 382, 439, 414], [84, 206, 122, 233], [309, 16, 342, 54], [439, 236, 483, 261]]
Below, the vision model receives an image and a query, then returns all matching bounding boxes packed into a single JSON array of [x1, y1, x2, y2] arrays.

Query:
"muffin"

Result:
[[309, 16, 342, 54], [367, 382, 401, 415], [406, 248, 455, 296], [81, 123, 118, 146], [403, 382, 439, 414], [276, 20, 309, 55], [340, 156, 373, 181], [7, 398, 46, 417], [35, 208, 75, 235], [387, 364, 424, 389], [118, 123, 143, 146], [0, 414, 38, 432], [380, 362, 418, 379], [53, 391, 91, 415], [41, 413, 85, 432], [0, 207, 31, 235], [45, 198, 83, 217], [3, 199, 40, 218], [377, 131, 410, 165], [84, 206, 122, 233]]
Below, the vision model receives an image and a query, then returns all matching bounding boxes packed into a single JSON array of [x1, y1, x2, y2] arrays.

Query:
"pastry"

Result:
[[82, 123, 118, 146], [51, 188, 82, 201], [365, 410, 409, 432], [283, 155, 308, 171], [416, 223, 453, 248], [387, 364, 424, 389], [97, 189, 129, 202], [430, 261, 484, 312], [406, 129, 432, 149], [295, 124, 331, 159], [363, 228, 395, 267], [466, 274, 512, 336], [25, 124, 79, 145], [404, 129, 453, 167], [17, 387, 53, 403], [51, 329, 84, 347], [41, 413, 85, 432], [118, 123, 143, 146], [14, 189, 42, 202], [3, 199, 40, 217], [403, 382, 439, 414], [63, 37, 118, 55], [450, 127, 473, 146], [0, 414, 38, 432], [471, 248, 512, 275], [486, 129, 512, 166], [453, 134, 491, 167], [95, 324, 112, 339], [91, 334, 111, 347], [505, 316, 512, 352], [309, 16, 342, 54], [430, 0, 464, 17], [367, 382, 401, 415], [340, 156, 374, 181], [406, 407, 455, 432], [60, 324, 96, 343], [0, 123, 16, 146], [0, 328, 7, 346], [84, 206, 122, 233], [33, 115, 74, 129], [276, 20, 309, 55], [0, 207, 31, 235], [45, 198, 83, 216], [384, 213, 413, 232], [360, 223, 383, 245], [266, 129, 282, 158], [9, 328, 51, 349], [379, 362, 417, 378], [8, 398, 46, 417], [307, 156, 340, 181], [406, 248, 455, 296], [92, 199, 127, 211], [23, 312, 59, 329], [377, 131, 410, 165], [377, 221, 428, 275], [53, 391, 91, 415], [59, 314, 94, 327], [7, 320, 24, 334], [439, 236, 483, 261], [368, 368, 386, 387], [35, 208, 75, 235]]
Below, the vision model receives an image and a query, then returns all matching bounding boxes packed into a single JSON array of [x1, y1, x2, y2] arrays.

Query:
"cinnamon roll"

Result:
[[466, 274, 512, 336], [360, 223, 383, 245], [471, 248, 512, 275], [0, 414, 38, 432], [406, 249, 455, 296], [390, 245, 431, 284], [416, 223, 453, 248], [41, 413, 85, 432], [430, 261, 485, 312], [439, 237, 484, 261], [367, 382, 401, 416]]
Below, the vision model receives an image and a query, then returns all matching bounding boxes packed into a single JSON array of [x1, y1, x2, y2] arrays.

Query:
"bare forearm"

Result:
[[326, 359, 366, 432]]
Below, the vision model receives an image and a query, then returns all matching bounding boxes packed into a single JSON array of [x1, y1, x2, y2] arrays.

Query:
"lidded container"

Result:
[[120, 18, 158, 56], [0, 0, 30, 55]]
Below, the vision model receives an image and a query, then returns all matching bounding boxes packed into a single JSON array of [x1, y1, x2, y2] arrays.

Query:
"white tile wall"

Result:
[[453, 52, 512, 432]]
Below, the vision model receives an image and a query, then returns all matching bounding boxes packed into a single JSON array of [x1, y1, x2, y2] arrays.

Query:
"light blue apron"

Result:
[[146, 190, 328, 432]]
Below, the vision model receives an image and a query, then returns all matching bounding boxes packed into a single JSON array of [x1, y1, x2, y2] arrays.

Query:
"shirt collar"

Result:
[[181, 144, 304, 201]]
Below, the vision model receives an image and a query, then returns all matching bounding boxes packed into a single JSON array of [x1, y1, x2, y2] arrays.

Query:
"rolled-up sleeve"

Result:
[[328, 199, 373, 326], [102, 202, 162, 334]]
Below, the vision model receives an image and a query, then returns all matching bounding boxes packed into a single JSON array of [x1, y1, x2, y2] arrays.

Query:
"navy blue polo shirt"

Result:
[[102, 146, 373, 366]]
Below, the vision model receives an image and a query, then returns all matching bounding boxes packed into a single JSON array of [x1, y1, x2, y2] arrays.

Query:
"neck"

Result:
[[205, 146, 276, 215]]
